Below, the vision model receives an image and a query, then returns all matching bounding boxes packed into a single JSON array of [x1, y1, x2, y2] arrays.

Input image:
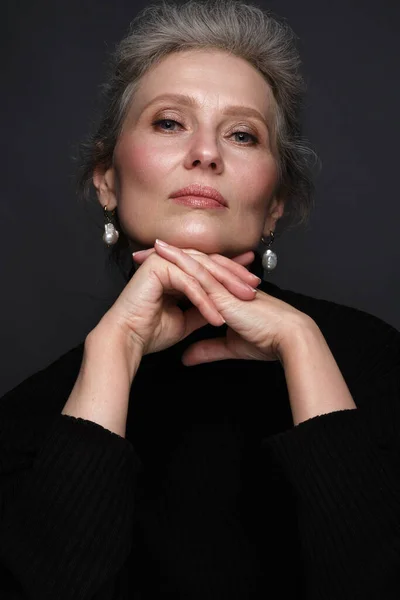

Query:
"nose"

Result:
[[183, 129, 223, 174]]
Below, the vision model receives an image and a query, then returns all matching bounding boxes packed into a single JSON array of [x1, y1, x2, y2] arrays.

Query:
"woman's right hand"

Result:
[[100, 241, 260, 357]]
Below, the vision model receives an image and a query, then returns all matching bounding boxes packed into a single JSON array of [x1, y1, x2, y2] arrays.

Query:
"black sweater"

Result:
[[0, 278, 399, 599]]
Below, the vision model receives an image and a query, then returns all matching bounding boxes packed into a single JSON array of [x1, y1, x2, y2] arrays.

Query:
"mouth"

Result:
[[170, 184, 228, 208]]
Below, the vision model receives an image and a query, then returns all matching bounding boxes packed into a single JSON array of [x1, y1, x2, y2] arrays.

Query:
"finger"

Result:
[[189, 252, 261, 289], [161, 261, 225, 327], [133, 247, 259, 287], [173, 246, 260, 297], [181, 303, 212, 337], [133, 247, 209, 262], [143, 253, 224, 327], [132, 248, 156, 262], [230, 251, 255, 266], [207, 251, 260, 284], [172, 249, 258, 286], [154, 240, 257, 301], [127, 251, 225, 326], [181, 337, 236, 366], [132, 246, 253, 267]]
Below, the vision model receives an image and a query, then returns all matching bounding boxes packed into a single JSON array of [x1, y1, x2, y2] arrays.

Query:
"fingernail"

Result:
[[155, 239, 169, 247], [250, 275, 262, 284]]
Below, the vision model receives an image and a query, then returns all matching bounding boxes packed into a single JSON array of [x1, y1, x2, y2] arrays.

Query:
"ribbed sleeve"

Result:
[[0, 413, 141, 600], [261, 308, 400, 599]]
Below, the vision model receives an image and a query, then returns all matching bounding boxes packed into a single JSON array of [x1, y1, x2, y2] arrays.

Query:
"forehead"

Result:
[[132, 49, 275, 118]]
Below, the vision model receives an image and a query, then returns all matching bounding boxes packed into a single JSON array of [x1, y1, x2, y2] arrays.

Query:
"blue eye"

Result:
[[152, 119, 181, 131], [232, 131, 258, 145], [152, 119, 259, 145]]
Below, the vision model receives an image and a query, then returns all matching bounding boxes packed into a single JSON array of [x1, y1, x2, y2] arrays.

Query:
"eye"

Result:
[[152, 118, 259, 145], [152, 118, 182, 132], [231, 130, 259, 145]]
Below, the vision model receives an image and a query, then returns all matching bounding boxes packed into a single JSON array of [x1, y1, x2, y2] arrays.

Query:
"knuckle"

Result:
[[183, 273, 199, 288], [192, 261, 210, 280], [146, 252, 161, 267]]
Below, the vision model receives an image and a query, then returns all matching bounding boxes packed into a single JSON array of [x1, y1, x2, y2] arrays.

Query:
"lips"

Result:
[[170, 184, 228, 207]]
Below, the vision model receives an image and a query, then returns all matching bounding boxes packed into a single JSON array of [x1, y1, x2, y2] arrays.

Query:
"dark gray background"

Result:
[[2, 0, 399, 396]]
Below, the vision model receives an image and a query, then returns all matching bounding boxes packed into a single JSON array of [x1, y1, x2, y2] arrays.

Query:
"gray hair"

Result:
[[75, 0, 320, 278]]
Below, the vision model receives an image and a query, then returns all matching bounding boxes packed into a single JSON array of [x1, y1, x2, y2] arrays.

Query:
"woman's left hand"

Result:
[[132, 241, 313, 366]]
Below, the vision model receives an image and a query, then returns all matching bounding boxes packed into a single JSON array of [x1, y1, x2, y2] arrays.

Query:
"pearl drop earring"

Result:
[[261, 230, 278, 273], [102, 204, 119, 246]]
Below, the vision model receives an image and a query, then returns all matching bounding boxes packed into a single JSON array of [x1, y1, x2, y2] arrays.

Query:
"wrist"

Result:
[[276, 314, 317, 366], [87, 313, 143, 383], [61, 317, 143, 438], [277, 317, 356, 426]]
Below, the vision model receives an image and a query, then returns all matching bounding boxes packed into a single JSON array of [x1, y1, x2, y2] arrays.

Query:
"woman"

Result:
[[0, 1, 399, 598]]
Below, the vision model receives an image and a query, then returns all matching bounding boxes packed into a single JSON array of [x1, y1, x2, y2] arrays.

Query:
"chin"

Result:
[[163, 232, 227, 255]]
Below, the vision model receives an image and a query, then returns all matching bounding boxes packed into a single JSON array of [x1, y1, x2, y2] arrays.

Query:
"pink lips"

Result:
[[170, 184, 228, 208]]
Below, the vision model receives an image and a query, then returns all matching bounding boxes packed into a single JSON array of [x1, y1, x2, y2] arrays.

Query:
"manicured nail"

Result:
[[250, 275, 262, 284], [155, 239, 169, 247], [132, 250, 146, 259]]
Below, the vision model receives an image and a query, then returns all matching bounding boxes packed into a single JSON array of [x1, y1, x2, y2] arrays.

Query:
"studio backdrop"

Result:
[[1, 0, 399, 395]]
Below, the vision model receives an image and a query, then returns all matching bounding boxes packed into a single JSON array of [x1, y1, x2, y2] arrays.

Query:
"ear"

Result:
[[262, 196, 285, 236], [93, 164, 117, 211]]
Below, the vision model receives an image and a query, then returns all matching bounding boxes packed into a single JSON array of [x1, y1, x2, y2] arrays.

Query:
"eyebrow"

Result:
[[141, 93, 270, 129]]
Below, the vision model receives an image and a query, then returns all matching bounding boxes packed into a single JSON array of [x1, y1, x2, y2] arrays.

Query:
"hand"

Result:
[[102, 240, 261, 357], [134, 240, 312, 365]]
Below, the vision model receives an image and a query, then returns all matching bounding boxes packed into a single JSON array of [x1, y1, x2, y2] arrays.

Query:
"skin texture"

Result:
[[93, 48, 285, 257], [86, 48, 357, 431]]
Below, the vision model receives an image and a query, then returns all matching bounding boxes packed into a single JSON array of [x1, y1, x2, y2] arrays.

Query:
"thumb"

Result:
[[181, 336, 237, 366]]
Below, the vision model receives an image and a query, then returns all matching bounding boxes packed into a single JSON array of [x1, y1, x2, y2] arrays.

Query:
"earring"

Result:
[[102, 204, 119, 246], [261, 230, 278, 274]]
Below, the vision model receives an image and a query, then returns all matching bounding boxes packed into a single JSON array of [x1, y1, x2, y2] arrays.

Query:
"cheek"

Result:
[[234, 156, 278, 208], [115, 137, 169, 187]]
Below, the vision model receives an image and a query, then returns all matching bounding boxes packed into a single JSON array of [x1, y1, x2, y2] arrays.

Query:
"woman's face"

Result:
[[94, 49, 284, 257]]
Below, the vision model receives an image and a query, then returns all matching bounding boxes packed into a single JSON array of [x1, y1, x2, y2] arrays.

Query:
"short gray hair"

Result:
[[75, 0, 320, 277]]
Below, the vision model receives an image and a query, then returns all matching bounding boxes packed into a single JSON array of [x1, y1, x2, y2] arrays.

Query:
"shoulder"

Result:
[[0, 340, 86, 460], [261, 278, 398, 342], [260, 279, 400, 390], [0, 341, 86, 417]]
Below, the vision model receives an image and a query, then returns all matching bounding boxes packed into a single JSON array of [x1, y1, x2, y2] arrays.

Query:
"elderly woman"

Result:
[[1, 1, 399, 598]]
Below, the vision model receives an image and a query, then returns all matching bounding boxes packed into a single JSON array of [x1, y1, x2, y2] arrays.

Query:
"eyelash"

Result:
[[151, 118, 259, 145]]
